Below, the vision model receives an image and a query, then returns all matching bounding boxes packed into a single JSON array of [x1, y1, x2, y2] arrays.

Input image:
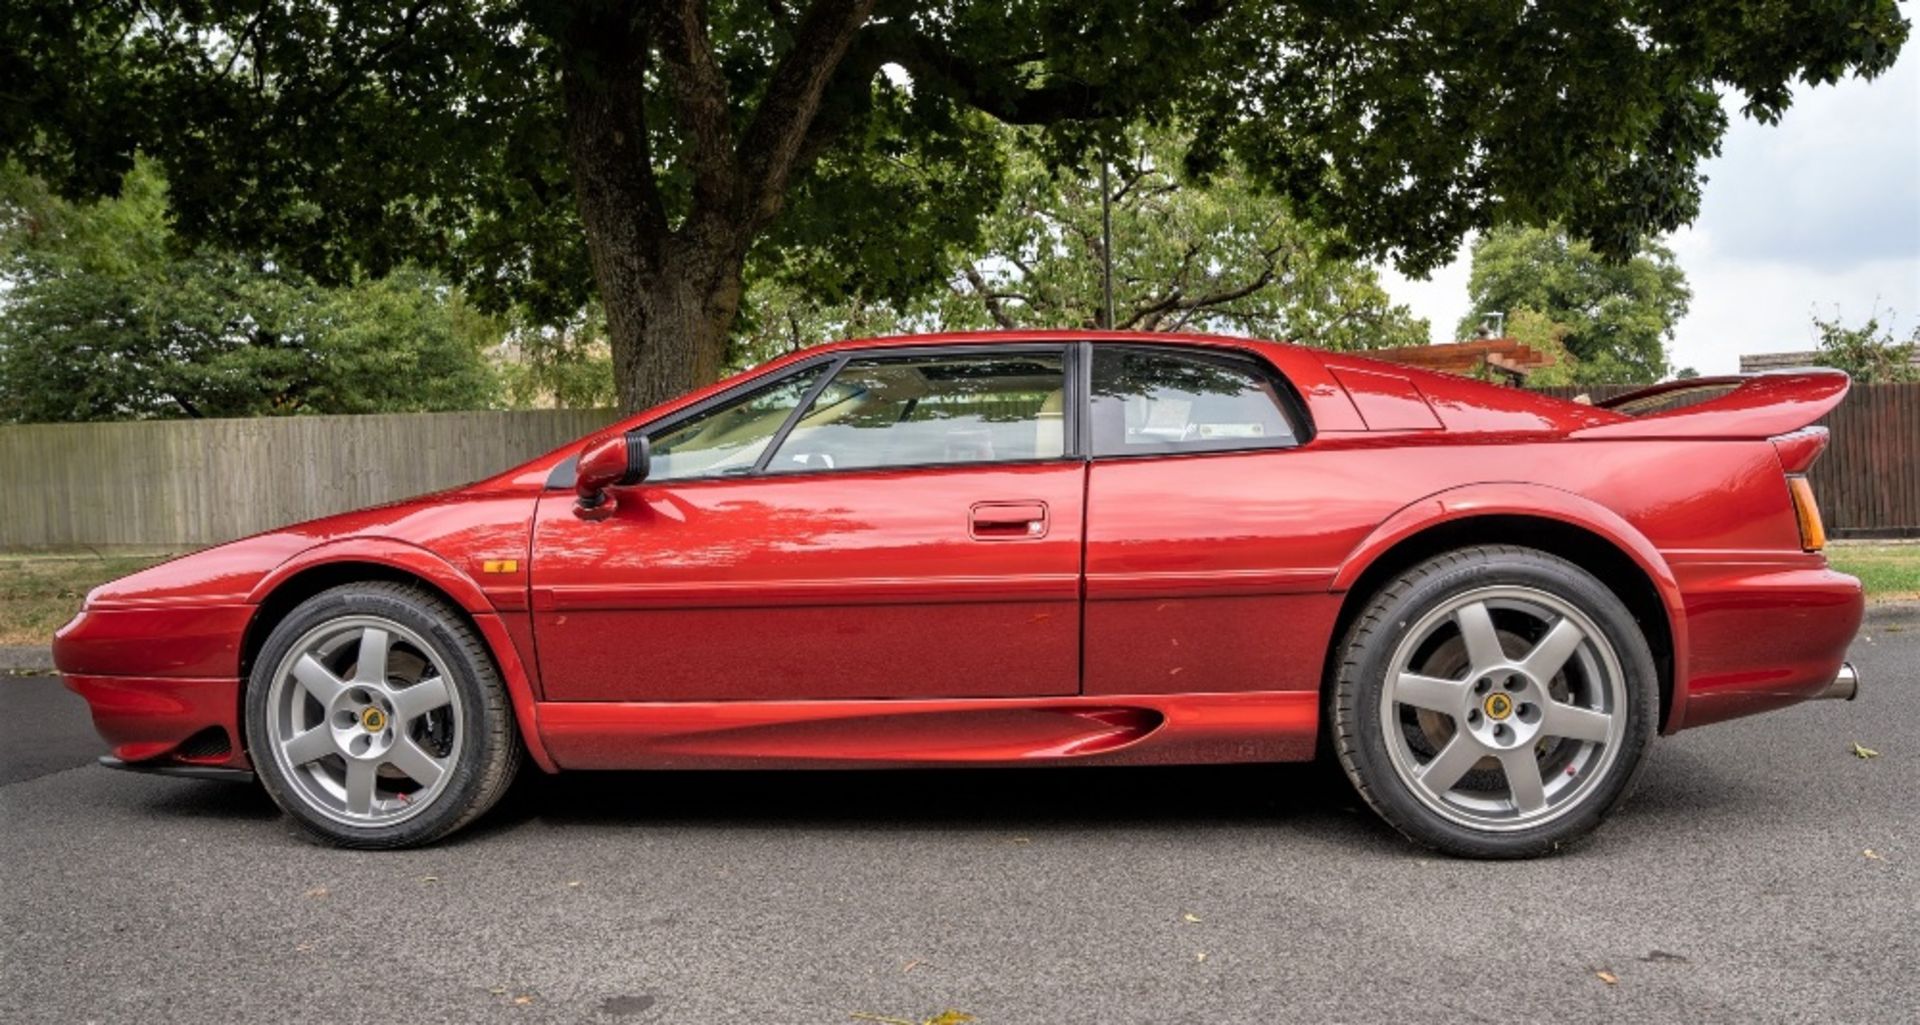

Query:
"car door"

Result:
[[530, 345, 1086, 702], [1080, 342, 1337, 696]]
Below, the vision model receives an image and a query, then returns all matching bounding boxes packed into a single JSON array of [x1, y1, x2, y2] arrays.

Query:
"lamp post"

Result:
[[1100, 159, 1115, 331]]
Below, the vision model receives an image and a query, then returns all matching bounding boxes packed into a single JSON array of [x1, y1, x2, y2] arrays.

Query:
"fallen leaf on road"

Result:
[[303, 886, 328, 898], [849, 1011, 974, 1025], [1183, 913, 1202, 923], [1853, 742, 1880, 760], [1596, 970, 1619, 986], [1195, 951, 1208, 963], [487, 986, 508, 995], [419, 875, 438, 884], [512, 995, 534, 1006], [1864, 849, 1884, 860], [566, 880, 582, 888]]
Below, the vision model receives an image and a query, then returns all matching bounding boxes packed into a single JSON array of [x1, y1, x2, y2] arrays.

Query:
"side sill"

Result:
[[98, 755, 254, 784]]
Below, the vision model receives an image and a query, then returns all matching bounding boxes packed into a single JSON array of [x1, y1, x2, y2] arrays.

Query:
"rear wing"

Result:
[[1569, 370, 1850, 440]]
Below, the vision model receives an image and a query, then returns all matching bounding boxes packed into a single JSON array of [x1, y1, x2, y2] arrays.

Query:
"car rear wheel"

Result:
[[1329, 545, 1657, 858], [245, 582, 520, 848]]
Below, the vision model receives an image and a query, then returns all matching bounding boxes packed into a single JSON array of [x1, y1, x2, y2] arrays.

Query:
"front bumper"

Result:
[[61, 673, 249, 771], [55, 602, 254, 772]]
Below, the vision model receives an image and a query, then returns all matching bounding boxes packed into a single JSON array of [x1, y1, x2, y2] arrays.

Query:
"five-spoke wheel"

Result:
[[267, 617, 462, 826], [246, 583, 520, 848], [1331, 546, 1656, 857]]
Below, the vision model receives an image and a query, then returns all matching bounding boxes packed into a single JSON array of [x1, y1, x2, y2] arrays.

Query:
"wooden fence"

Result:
[[0, 409, 620, 549], [1538, 382, 1920, 539], [0, 383, 1914, 549], [1809, 382, 1920, 538]]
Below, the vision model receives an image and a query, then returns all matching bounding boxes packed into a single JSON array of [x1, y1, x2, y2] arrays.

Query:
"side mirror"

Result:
[[575, 433, 650, 511]]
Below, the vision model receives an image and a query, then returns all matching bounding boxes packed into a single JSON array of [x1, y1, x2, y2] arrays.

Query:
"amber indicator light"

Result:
[[1788, 476, 1826, 552]]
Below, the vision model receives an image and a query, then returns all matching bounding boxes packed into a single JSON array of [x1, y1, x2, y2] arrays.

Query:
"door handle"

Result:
[[970, 501, 1049, 540]]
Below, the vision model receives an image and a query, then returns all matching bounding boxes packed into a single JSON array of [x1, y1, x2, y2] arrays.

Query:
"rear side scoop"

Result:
[[1570, 370, 1851, 441]]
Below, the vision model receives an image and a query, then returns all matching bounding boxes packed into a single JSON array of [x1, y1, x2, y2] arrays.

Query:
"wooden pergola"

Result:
[[1364, 337, 1557, 384]]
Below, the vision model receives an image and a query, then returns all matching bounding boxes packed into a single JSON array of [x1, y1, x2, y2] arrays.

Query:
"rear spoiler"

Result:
[[1569, 369, 1851, 440]]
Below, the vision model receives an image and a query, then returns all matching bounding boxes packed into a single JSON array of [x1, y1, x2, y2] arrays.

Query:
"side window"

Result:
[[1090, 346, 1299, 456], [646, 366, 824, 481], [767, 353, 1067, 472]]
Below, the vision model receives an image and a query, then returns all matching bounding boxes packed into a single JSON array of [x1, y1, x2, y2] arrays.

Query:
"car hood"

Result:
[[84, 483, 540, 609]]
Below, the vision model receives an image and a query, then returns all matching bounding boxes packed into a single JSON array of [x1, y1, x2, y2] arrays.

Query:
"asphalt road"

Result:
[[2, 630, 1915, 1025]]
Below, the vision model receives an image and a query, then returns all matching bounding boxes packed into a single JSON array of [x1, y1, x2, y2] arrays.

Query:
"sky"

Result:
[[1378, 51, 1920, 376]]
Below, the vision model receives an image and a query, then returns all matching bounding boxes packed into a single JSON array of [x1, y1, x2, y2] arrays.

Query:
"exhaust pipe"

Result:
[[1814, 662, 1860, 701]]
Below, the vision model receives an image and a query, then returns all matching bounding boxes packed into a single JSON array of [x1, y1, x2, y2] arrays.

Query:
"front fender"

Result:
[[247, 537, 556, 773]]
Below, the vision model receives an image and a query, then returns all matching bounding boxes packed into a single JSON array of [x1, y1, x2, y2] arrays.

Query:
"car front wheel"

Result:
[[245, 582, 521, 848], [1329, 545, 1658, 858]]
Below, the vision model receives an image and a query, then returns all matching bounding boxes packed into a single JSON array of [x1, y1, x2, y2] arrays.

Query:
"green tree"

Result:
[[736, 126, 1429, 364], [1812, 311, 1920, 383], [1502, 306, 1579, 388], [494, 307, 620, 409], [0, 161, 499, 422], [6, 2, 1905, 409], [1455, 225, 1691, 384]]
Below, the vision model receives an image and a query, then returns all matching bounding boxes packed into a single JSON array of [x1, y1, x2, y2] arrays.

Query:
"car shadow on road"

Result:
[[461, 759, 1381, 840], [109, 736, 1764, 853]]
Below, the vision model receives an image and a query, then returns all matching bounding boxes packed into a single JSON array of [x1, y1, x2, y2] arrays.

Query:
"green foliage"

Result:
[[735, 126, 1429, 365], [494, 308, 619, 409], [2, 1, 1906, 408], [0, 160, 499, 422], [1456, 225, 1691, 385], [1502, 307, 1579, 388], [1812, 312, 1920, 383]]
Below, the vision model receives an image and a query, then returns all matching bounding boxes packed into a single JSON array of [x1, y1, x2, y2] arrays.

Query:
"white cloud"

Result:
[[1378, 51, 1920, 376]]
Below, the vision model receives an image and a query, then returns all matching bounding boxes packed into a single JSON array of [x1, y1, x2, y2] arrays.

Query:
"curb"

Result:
[[0, 646, 55, 674], [1863, 601, 1920, 629]]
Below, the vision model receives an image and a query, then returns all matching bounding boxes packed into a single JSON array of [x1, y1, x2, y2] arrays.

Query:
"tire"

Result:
[[244, 582, 521, 848], [1329, 545, 1657, 858]]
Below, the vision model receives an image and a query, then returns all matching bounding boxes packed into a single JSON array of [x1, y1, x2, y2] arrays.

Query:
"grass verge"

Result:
[[1827, 542, 1920, 604], [0, 552, 177, 646]]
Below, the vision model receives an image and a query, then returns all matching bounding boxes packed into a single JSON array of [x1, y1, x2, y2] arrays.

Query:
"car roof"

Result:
[[804, 328, 1300, 356]]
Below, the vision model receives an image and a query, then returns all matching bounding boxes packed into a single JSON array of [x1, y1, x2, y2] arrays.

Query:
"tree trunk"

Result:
[[602, 240, 746, 413], [557, 0, 873, 411]]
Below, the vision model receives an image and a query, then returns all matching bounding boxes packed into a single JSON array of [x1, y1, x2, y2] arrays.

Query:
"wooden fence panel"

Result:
[[1, 382, 1914, 549], [1538, 381, 1920, 537], [1812, 382, 1920, 538], [0, 409, 620, 549]]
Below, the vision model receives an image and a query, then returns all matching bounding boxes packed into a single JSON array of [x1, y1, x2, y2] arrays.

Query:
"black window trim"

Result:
[[1085, 341, 1316, 461], [548, 342, 1082, 488]]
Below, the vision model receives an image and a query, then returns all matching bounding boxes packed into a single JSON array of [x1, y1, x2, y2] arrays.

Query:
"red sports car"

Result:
[[53, 332, 1864, 856]]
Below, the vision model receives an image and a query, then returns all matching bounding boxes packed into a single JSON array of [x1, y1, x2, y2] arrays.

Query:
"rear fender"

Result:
[[1332, 482, 1691, 731]]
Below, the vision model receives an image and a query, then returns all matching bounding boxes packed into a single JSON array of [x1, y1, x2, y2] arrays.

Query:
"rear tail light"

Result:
[[1787, 476, 1827, 552]]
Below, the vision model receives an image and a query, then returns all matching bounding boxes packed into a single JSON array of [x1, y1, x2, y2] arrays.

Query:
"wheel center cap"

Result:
[[361, 707, 388, 733], [1483, 693, 1514, 721]]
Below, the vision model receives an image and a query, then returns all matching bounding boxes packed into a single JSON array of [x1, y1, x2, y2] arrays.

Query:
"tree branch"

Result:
[[654, 0, 740, 217], [738, 0, 879, 228], [960, 264, 1019, 328]]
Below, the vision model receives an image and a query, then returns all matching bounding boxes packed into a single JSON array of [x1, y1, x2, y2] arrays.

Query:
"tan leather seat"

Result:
[[1034, 388, 1065, 458]]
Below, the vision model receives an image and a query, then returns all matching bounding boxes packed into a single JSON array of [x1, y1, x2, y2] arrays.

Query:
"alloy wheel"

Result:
[[1379, 585, 1628, 832], [263, 615, 463, 827]]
